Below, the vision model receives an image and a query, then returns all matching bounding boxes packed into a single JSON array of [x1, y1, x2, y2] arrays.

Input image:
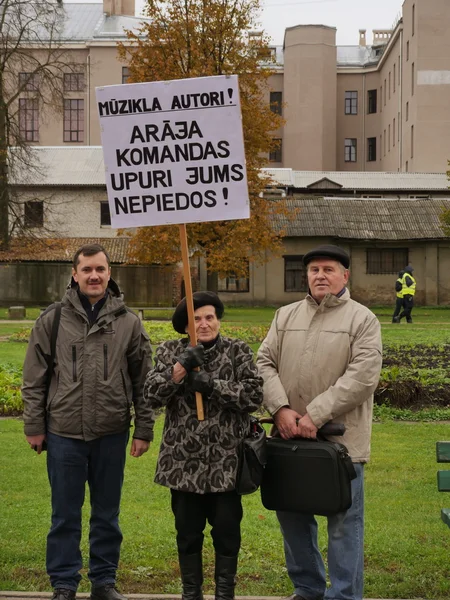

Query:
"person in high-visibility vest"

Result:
[[394, 265, 416, 323], [392, 270, 405, 323]]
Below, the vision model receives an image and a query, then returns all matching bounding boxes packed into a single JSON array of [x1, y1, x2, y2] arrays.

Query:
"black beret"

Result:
[[172, 291, 224, 334], [302, 244, 350, 269]]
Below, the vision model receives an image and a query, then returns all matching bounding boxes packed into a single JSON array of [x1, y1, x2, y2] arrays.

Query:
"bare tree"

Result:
[[0, 0, 81, 249]]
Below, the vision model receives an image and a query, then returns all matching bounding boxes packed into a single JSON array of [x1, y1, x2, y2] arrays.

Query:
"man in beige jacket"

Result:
[[257, 244, 382, 600]]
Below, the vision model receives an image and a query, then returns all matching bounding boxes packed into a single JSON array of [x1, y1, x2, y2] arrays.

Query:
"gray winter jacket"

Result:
[[144, 335, 263, 494], [22, 279, 153, 442]]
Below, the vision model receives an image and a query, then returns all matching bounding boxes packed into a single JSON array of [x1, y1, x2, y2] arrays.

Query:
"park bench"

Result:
[[436, 441, 450, 528]]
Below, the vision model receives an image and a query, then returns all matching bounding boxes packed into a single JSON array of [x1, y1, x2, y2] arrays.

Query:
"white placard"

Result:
[[96, 75, 249, 228]]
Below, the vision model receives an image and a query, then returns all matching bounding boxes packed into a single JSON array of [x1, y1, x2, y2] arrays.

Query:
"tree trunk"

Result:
[[0, 98, 10, 250], [206, 270, 218, 293]]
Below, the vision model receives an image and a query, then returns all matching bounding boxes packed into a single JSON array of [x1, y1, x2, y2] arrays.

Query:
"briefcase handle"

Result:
[[259, 417, 345, 437]]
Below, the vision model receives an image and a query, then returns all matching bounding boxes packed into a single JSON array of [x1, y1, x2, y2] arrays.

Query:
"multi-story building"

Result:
[[267, 0, 450, 173], [17, 0, 450, 174]]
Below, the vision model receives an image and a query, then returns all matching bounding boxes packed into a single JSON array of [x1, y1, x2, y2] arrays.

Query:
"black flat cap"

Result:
[[303, 244, 350, 269], [172, 291, 224, 334]]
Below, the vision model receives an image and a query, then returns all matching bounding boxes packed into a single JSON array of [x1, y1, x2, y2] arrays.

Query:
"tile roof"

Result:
[[263, 169, 450, 191], [275, 196, 450, 240], [0, 237, 131, 263]]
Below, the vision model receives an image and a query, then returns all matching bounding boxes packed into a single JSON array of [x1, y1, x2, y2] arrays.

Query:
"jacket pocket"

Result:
[[72, 346, 77, 382], [103, 344, 108, 381]]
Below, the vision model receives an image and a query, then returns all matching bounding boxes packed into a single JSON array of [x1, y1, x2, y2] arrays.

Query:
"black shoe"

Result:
[[90, 585, 127, 600], [52, 590, 76, 600], [392, 317, 400, 323]]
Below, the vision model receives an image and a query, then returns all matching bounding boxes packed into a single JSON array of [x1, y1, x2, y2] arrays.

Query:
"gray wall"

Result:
[[0, 262, 174, 307]]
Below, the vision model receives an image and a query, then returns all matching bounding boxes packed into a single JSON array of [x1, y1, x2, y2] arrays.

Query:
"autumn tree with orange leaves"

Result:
[[117, 0, 289, 283]]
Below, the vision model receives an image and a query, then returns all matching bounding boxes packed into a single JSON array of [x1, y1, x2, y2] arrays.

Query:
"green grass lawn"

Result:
[[1, 418, 450, 598]]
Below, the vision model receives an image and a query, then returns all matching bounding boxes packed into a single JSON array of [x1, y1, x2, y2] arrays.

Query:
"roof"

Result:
[[263, 169, 450, 191], [10, 146, 106, 186], [275, 196, 450, 241], [336, 45, 382, 67], [0, 237, 131, 263], [17, 2, 146, 43]]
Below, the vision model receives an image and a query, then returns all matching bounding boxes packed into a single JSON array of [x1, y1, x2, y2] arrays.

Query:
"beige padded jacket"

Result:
[[256, 290, 382, 462]]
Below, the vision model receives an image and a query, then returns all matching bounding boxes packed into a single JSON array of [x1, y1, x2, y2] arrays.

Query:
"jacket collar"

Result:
[[306, 287, 350, 309]]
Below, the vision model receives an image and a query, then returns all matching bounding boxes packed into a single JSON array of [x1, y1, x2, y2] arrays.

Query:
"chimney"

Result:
[[103, 0, 136, 17], [359, 29, 366, 47]]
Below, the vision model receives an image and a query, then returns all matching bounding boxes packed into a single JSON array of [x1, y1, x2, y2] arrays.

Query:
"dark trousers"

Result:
[[46, 431, 129, 590], [399, 294, 414, 323], [392, 297, 404, 320], [171, 489, 243, 557]]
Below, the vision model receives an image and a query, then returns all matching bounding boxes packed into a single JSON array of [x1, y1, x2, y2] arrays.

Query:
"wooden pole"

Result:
[[179, 223, 204, 421]]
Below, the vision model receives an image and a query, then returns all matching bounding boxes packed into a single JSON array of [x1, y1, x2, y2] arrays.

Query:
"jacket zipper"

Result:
[[72, 346, 77, 382], [103, 344, 108, 380]]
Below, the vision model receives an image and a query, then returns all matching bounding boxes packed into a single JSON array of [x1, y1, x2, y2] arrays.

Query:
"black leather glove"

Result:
[[188, 371, 214, 395], [177, 345, 205, 372]]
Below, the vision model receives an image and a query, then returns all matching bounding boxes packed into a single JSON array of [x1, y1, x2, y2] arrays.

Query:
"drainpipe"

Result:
[[362, 73, 366, 171], [399, 28, 403, 171], [86, 53, 91, 145]]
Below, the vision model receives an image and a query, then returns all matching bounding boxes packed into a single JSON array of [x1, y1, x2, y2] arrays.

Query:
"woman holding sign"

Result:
[[144, 291, 263, 600]]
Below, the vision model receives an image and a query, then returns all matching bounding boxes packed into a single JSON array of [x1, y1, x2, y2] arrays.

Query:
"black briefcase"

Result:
[[260, 425, 357, 516]]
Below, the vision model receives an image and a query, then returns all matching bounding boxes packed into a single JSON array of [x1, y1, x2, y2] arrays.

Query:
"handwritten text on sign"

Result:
[[96, 75, 249, 228]]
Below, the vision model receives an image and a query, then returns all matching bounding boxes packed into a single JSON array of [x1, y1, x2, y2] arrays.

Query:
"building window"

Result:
[[406, 160, 409, 172], [383, 130, 386, 156], [411, 125, 414, 158], [411, 62, 415, 95], [406, 101, 409, 121], [367, 249, 409, 274], [100, 202, 111, 226], [218, 271, 249, 293], [269, 139, 282, 162], [63, 73, 85, 92], [19, 72, 39, 91], [398, 112, 400, 142], [284, 256, 308, 292], [388, 124, 391, 152], [393, 64, 396, 93], [344, 91, 358, 115], [344, 138, 357, 162], [270, 91, 282, 115], [393, 118, 396, 147], [63, 99, 84, 142], [398, 56, 401, 83], [380, 135, 382, 161], [406, 40, 409, 61], [122, 67, 130, 84], [389, 72, 391, 99], [412, 4, 415, 36], [24, 201, 44, 228], [380, 86, 382, 112], [367, 137, 377, 162], [384, 79, 387, 105], [368, 89, 377, 114], [19, 98, 39, 141]]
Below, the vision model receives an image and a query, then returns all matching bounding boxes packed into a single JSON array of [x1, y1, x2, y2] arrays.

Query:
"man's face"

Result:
[[307, 258, 349, 303], [192, 305, 221, 343], [72, 252, 111, 304]]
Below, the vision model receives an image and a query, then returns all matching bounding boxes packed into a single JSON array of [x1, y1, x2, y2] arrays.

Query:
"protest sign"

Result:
[[96, 75, 249, 228]]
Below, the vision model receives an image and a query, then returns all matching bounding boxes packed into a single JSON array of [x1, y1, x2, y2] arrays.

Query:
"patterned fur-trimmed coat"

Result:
[[144, 335, 263, 494]]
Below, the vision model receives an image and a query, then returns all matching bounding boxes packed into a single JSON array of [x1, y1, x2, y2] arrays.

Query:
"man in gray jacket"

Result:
[[22, 243, 152, 600], [257, 245, 382, 600]]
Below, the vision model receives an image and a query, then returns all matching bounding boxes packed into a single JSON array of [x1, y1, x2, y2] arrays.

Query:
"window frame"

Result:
[[269, 138, 282, 163], [19, 97, 39, 142], [284, 255, 308, 293], [217, 267, 250, 293], [344, 91, 358, 115], [63, 72, 85, 92], [344, 138, 357, 162], [24, 200, 44, 228], [366, 248, 409, 274], [270, 91, 282, 115], [63, 98, 85, 143], [367, 89, 377, 114], [367, 137, 377, 162], [100, 201, 111, 227]]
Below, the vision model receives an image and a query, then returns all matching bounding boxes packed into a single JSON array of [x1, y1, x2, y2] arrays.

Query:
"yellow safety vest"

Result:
[[396, 278, 403, 298], [401, 273, 416, 296]]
